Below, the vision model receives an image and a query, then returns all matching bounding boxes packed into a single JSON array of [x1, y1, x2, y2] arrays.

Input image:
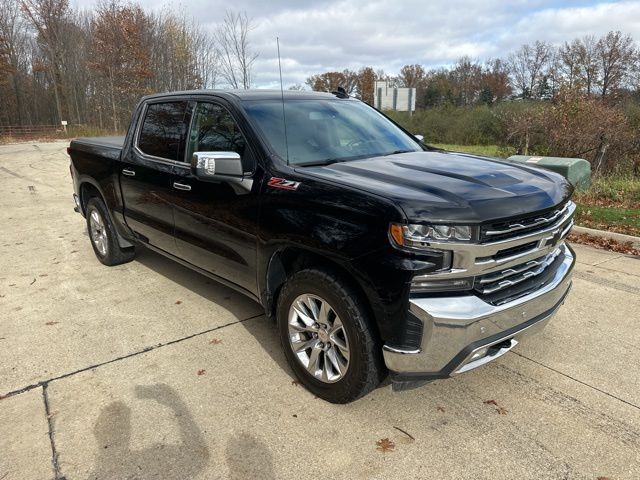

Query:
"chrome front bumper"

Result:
[[383, 243, 575, 380]]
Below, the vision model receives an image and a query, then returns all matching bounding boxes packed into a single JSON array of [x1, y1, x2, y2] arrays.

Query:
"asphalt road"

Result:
[[1, 141, 639, 480]]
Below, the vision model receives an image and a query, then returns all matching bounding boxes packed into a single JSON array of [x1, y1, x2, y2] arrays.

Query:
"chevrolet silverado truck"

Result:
[[68, 90, 575, 403]]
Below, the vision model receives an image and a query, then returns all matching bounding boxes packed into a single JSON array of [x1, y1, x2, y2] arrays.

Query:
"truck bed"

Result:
[[70, 136, 125, 162]]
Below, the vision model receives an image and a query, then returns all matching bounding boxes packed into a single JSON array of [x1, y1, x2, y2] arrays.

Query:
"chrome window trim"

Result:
[[133, 101, 192, 166]]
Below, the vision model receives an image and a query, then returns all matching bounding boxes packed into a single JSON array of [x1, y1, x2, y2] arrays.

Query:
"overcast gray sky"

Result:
[[73, 0, 640, 88]]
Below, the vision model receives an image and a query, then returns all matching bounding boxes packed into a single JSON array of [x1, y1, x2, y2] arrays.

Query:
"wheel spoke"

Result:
[[306, 296, 320, 321], [321, 354, 331, 382], [289, 321, 316, 333], [326, 346, 345, 376], [307, 344, 322, 375], [318, 300, 330, 325], [291, 337, 317, 353], [292, 301, 315, 327]]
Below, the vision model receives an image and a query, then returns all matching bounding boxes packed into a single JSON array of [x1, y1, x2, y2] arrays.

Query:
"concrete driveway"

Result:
[[1, 141, 639, 480]]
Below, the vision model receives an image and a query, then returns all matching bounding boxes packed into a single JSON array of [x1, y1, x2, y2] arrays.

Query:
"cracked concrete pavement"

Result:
[[1, 141, 639, 479]]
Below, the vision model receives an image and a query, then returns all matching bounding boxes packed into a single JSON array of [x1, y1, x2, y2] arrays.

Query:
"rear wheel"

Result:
[[85, 196, 135, 266], [276, 268, 385, 403]]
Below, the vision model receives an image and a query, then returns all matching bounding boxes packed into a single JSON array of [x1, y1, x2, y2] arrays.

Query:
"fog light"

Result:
[[470, 346, 489, 361]]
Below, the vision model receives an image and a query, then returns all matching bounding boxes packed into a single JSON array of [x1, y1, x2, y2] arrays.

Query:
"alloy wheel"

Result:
[[287, 293, 350, 383]]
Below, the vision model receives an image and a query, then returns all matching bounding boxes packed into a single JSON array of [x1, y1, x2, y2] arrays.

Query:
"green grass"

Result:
[[574, 175, 640, 206], [575, 204, 640, 236], [430, 144, 512, 158]]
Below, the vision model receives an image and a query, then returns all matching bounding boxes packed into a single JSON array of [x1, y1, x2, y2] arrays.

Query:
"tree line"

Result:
[[305, 31, 639, 108], [0, 0, 257, 129], [304, 31, 640, 176]]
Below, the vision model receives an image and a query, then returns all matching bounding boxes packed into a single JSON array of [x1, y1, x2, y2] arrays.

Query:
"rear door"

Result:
[[170, 100, 260, 295], [120, 100, 191, 255]]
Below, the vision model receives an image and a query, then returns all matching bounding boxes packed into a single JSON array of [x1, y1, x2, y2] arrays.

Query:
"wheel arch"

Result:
[[263, 247, 382, 342], [78, 179, 134, 249]]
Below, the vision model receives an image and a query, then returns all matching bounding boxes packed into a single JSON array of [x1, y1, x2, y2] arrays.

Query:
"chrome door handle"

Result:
[[173, 182, 192, 191], [122, 169, 136, 177]]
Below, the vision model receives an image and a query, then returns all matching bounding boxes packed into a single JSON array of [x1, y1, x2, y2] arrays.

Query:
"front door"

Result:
[[119, 100, 191, 255], [171, 101, 260, 295]]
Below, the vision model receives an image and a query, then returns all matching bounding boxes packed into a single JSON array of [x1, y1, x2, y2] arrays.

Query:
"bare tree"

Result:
[[215, 10, 257, 89], [576, 35, 599, 95], [558, 39, 582, 90], [21, 0, 70, 122], [596, 31, 636, 97], [0, 0, 30, 123], [507, 41, 552, 98]]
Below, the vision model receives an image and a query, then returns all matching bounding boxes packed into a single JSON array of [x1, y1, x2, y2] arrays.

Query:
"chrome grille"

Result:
[[481, 202, 572, 242], [476, 248, 562, 295]]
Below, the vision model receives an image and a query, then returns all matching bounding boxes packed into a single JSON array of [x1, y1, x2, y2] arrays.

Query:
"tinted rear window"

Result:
[[138, 102, 189, 161]]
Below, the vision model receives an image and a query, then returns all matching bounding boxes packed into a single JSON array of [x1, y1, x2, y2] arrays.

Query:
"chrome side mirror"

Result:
[[414, 134, 424, 142], [191, 151, 243, 180]]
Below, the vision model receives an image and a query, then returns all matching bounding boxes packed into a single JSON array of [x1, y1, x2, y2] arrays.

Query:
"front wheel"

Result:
[[85, 196, 135, 266], [276, 268, 386, 403]]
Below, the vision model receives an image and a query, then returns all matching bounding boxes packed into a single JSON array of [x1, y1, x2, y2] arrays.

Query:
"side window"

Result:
[[138, 102, 189, 162], [188, 103, 247, 160]]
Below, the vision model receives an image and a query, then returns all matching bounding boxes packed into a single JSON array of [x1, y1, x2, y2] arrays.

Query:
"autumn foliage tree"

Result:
[[91, 1, 152, 131]]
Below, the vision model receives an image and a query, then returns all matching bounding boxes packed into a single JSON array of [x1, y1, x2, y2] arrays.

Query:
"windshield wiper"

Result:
[[383, 149, 415, 156], [296, 158, 344, 167]]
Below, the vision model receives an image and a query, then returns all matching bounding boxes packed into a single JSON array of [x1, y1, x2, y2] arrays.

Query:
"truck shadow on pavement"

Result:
[[90, 383, 276, 480], [90, 384, 210, 480]]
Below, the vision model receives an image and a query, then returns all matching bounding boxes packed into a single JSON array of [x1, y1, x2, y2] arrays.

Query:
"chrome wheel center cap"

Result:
[[318, 328, 329, 343]]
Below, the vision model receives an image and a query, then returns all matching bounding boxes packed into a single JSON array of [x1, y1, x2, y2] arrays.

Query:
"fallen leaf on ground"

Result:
[[45, 321, 59, 326], [209, 338, 222, 345], [175, 300, 182, 305], [437, 406, 445, 412], [484, 399, 508, 415], [376, 438, 395, 453], [197, 369, 206, 376], [568, 232, 640, 256]]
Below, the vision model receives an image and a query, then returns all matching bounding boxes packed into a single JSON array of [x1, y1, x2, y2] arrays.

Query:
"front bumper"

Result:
[[383, 243, 575, 382]]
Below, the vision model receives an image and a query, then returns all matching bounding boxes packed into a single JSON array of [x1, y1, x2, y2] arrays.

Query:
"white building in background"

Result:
[[374, 81, 416, 112]]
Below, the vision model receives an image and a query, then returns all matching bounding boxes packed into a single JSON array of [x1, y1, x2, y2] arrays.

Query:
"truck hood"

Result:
[[300, 151, 573, 223]]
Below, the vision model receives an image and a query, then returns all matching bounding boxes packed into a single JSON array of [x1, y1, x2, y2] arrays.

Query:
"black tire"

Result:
[[85, 196, 135, 266], [276, 268, 386, 403]]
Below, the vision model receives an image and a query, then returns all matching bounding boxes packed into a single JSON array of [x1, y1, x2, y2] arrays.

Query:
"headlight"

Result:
[[410, 276, 474, 293], [389, 223, 475, 249]]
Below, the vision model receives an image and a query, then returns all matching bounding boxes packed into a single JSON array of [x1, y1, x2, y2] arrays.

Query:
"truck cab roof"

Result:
[[140, 89, 348, 103]]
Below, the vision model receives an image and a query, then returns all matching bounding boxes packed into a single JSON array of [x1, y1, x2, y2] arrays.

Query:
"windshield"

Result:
[[242, 99, 423, 165]]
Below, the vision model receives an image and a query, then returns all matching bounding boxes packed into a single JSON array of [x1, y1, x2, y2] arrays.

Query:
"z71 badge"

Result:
[[267, 177, 301, 191]]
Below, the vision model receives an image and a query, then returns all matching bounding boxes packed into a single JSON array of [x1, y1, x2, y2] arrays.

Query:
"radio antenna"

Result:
[[277, 37, 289, 164]]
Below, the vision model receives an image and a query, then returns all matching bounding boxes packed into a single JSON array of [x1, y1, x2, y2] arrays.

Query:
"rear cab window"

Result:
[[137, 101, 191, 162]]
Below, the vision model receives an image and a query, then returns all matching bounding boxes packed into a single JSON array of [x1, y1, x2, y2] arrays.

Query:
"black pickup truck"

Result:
[[69, 90, 575, 403]]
